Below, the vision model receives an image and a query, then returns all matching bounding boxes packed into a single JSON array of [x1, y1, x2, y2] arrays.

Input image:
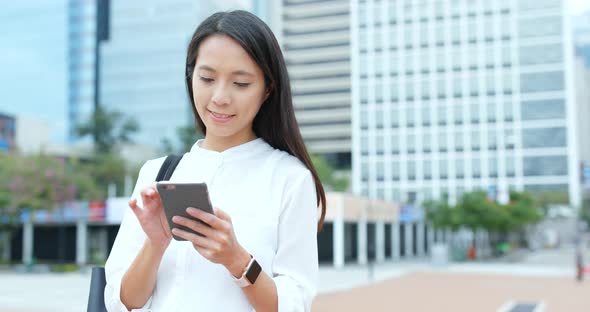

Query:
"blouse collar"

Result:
[[189, 137, 271, 161]]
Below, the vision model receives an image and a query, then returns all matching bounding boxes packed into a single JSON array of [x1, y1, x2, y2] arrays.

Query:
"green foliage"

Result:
[[424, 195, 461, 231], [76, 105, 139, 154], [424, 190, 543, 238], [160, 125, 203, 155], [533, 191, 569, 215], [310, 154, 349, 192]]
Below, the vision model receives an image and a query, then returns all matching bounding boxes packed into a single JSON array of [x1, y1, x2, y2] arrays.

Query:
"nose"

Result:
[[211, 84, 230, 106]]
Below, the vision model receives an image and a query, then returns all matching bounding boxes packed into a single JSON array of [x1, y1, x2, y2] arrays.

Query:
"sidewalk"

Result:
[[0, 246, 585, 312], [313, 270, 589, 312]]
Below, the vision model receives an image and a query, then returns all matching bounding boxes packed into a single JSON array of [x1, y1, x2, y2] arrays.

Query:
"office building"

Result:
[[352, 0, 581, 207], [280, 0, 352, 167]]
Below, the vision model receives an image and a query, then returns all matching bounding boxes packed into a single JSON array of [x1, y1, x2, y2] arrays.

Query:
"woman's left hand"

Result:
[[171, 207, 252, 278]]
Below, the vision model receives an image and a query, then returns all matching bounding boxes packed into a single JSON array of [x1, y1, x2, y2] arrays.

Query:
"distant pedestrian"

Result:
[[575, 232, 585, 282]]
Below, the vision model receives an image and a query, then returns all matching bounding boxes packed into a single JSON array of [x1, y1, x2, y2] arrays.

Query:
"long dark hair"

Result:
[[185, 10, 327, 231]]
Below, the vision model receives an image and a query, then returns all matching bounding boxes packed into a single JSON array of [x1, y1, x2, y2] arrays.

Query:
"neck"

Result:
[[202, 131, 257, 152]]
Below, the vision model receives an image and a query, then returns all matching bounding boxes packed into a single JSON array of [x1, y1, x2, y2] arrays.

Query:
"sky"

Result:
[[0, 1, 68, 145]]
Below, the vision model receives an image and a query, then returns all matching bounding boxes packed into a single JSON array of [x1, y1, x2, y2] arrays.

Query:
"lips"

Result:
[[210, 111, 233, 119], [208, 109, 235, 123]]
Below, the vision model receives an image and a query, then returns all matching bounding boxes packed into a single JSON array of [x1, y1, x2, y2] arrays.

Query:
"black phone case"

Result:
[[156, 182, 214, 241]]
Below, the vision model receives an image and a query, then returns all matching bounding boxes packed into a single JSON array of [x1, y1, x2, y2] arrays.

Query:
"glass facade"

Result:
[[100, 1, 239, 148]]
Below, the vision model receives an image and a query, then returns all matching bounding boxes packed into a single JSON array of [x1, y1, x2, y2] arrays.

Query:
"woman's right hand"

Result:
[[129, 183, 172, 252]]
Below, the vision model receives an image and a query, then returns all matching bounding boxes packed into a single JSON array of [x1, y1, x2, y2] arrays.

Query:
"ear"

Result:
[[262, 84, 273, 103]]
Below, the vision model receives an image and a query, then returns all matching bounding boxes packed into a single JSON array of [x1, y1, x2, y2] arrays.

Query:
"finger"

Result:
[[129, 198, 141, 214], [213, 207, 232, 223], [172, 216, 213, 237], [172, 228, 217, 249], [186, 207, 223, 229]]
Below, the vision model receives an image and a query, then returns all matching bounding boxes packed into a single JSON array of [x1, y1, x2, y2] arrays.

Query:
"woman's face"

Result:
[[192, 34, 267, 143]]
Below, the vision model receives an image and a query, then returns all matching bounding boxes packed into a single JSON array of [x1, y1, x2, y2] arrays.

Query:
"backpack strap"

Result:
[[155, 154, 184, 182]]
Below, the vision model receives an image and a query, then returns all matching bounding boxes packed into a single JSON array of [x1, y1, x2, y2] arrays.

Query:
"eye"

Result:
[[234, 82, 250, 88], [199, 76, 214, 83]]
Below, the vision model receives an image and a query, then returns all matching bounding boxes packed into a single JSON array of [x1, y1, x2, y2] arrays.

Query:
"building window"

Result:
[[391, 82, 400, 102], [453, 104, 463, 124], [391, 108, 400, 128], [506, 155, 515, 177], [522, 127, 567, 148], [361, 134, 369, 155], [472, 157, 481, 178], [518, 15, 562, 38], [376, 160, 385, 181], [504, 101, 513, 121], [456, 158, 465, 179], [437, 77, 446, 97], [523, 155, 568, 176], [505, 128, 515, 149], [439, 158, 448, 179], [361, 81, 369, 103], [485, 73, 495, 95], [391, 133, 400, 154], [471, 130, 480, 150], [502, 71, 513, 94], [421, 79, 431, 99], [378, 81, 387, 103], [437, 105, 446, 125], [489, 156, 498, 177], [519, 43, 562, 65], [407, 132, 416, 153], [376, 134, 385, 154], [375, 108, 384, 128], [423, 132, 431, 152], [470, 103, 479, 123], [408, 160, 416, 180], [424, 160, 432, 180], [392, 161, 400, 181], [361, 109, 369, 129], [438, 131, 447, 152], [469, 73, 478, 95], [488, 131, 497, 150], [487, 102, 496, 123], [422, 106, 431, 125], [520, 71, 564, 93], [406, 81, 415, 101], [455, 131, 464, 151], [521, 99, 565, 120]]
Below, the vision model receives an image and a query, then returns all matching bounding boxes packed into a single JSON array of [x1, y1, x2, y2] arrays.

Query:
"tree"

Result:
[[423, 190, 544, 253], [160, 125, 203, 155], [424, 194, 461, 231], [77, 106, 139, 154], [0, 152, 102, 263], [310, 154, 349, 192]]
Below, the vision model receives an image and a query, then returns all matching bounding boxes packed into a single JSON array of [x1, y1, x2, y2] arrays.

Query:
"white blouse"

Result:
[[104, 138, 319, 312]]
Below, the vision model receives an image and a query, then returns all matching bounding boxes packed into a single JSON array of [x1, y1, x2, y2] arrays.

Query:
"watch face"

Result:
[[245, 259, 262, 284]]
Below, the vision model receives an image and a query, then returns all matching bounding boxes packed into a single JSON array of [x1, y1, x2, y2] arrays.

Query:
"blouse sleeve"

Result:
[[104, 160, 159, 311], [272, 170, 319, 312]]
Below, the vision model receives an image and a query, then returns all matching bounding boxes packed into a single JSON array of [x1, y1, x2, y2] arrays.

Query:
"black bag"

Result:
[[86, 154, 184, 312]]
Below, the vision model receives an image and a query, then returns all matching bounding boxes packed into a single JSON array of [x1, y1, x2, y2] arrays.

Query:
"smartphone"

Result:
[[156, 182, 214, 241]]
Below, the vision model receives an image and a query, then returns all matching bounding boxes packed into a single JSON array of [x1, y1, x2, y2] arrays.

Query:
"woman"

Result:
[[104, 10, 326, 312]]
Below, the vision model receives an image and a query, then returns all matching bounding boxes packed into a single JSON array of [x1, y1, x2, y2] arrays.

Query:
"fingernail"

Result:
[[172, 216, 179, 222], [187, 207, 196, 213]]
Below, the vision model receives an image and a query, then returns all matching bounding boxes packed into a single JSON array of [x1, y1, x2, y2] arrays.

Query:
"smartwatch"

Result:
[[232, 256, 262, 288]]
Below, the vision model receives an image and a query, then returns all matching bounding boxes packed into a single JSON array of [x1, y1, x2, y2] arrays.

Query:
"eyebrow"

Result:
[[198, 65, 254, 77]]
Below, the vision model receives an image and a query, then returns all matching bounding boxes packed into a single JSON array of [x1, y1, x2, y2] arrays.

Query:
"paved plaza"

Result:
[[0, 246, 587, 311]]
